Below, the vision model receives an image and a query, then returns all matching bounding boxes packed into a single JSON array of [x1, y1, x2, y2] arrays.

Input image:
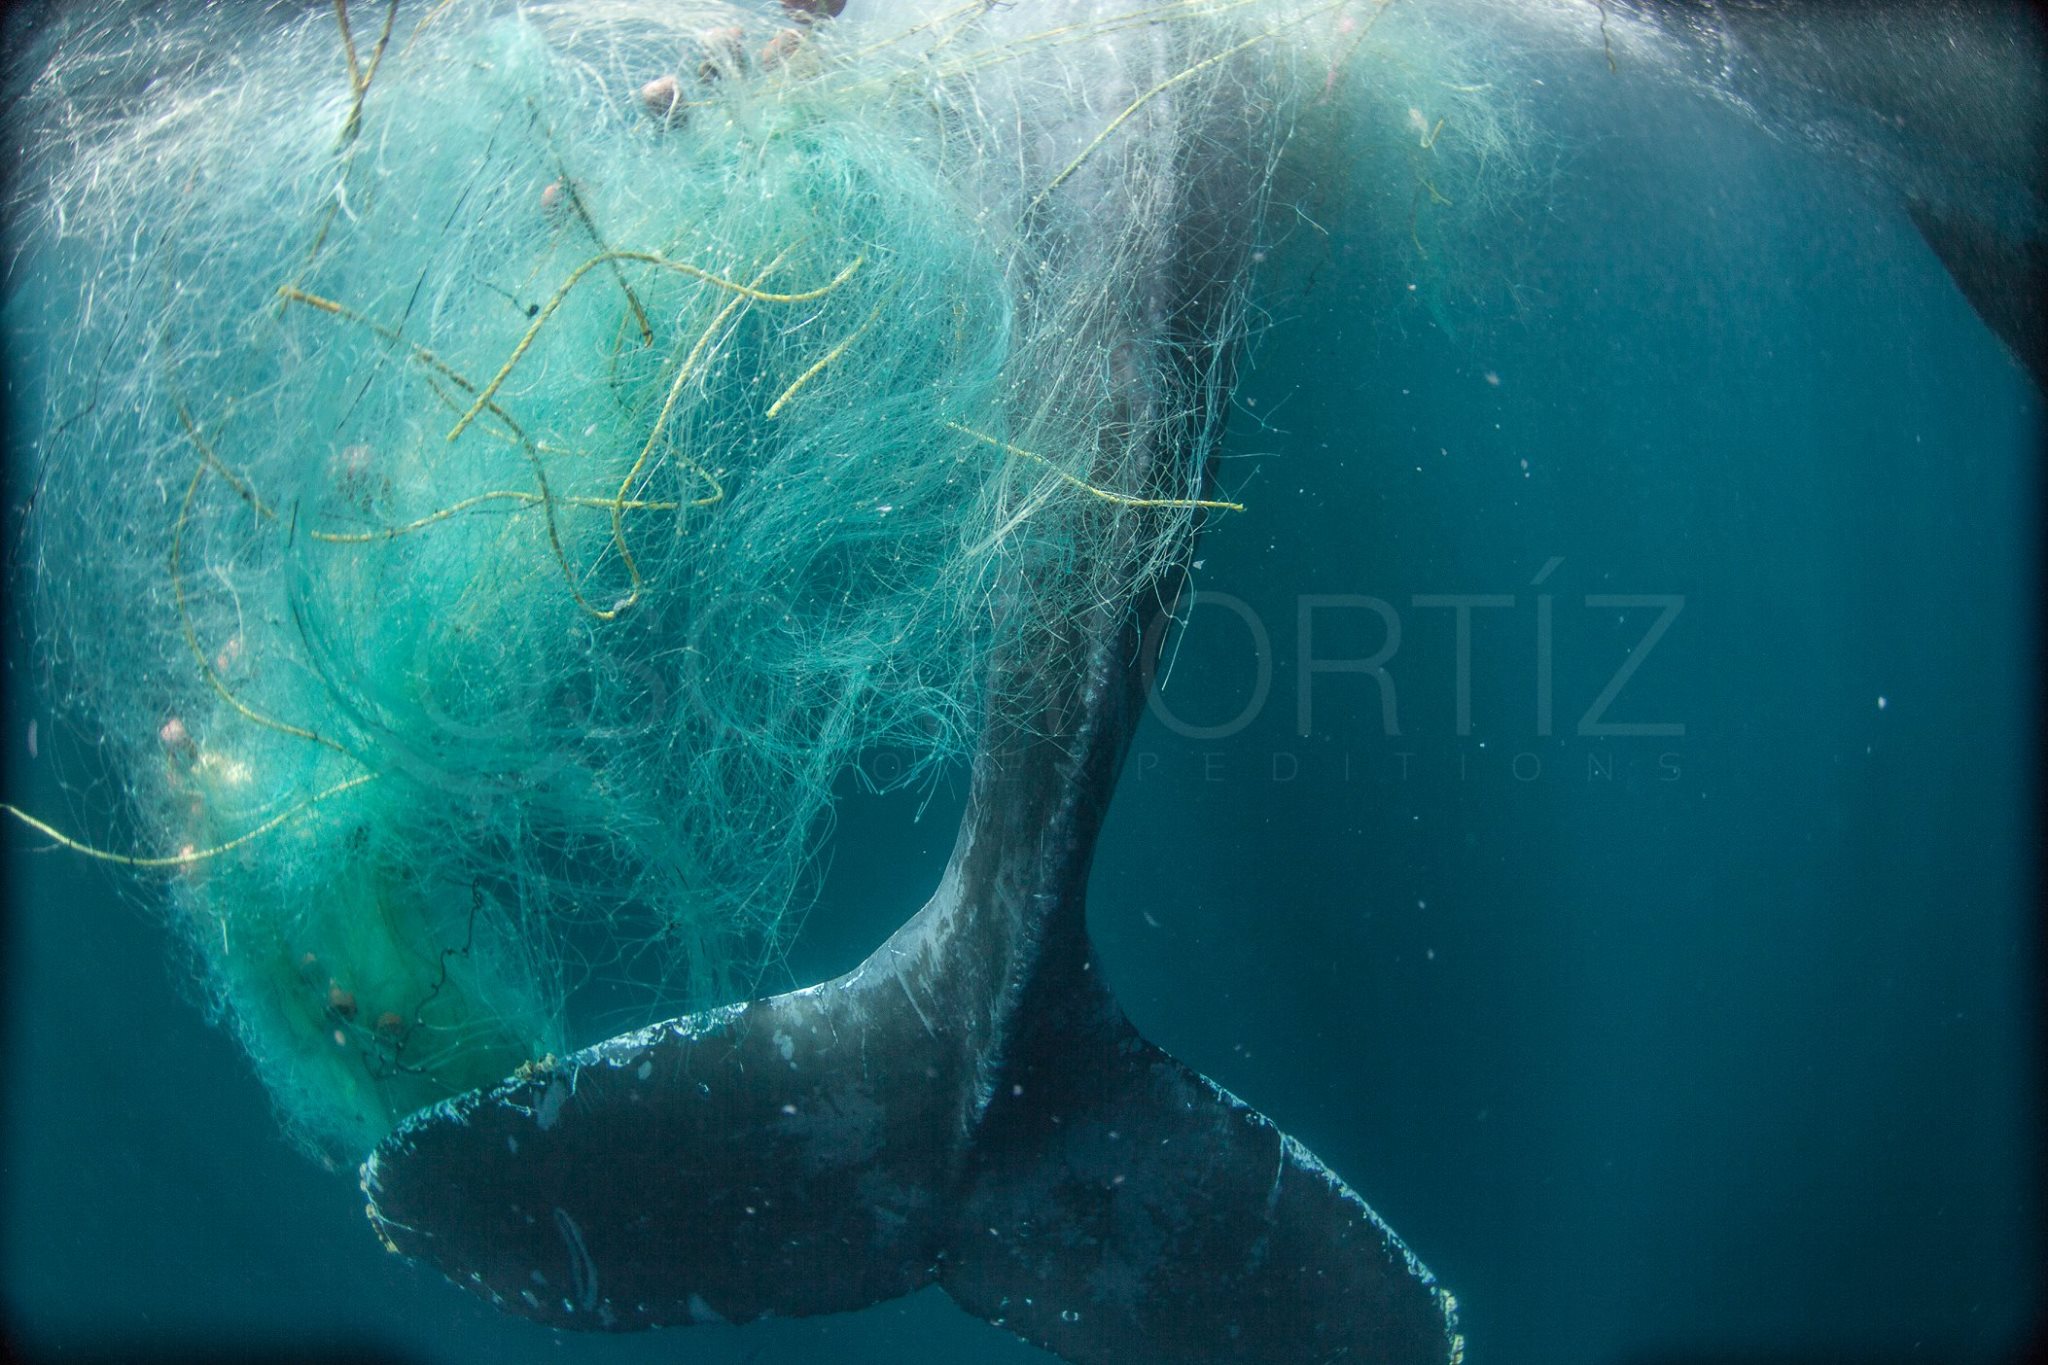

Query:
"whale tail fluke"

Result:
[[363, 877, 1460, 1364], [939, 960, 1462, 1364]]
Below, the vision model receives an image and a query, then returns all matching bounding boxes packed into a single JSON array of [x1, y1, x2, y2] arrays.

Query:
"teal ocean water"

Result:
[[3, 7, 2039, 1364]]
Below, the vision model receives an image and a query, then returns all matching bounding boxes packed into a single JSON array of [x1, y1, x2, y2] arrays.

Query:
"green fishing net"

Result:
[[5, 0, 1515, 1162]]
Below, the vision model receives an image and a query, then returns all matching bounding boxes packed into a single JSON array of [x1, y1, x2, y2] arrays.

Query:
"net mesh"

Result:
[[5, 0, 1516, 1161]]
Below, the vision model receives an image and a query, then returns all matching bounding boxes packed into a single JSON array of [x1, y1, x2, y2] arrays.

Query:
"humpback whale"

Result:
[[362, 3, 1465, 1360]]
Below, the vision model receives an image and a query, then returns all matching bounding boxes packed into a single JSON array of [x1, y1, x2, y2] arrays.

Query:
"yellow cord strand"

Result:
[[171, 453, 353, 755], [947, 422, 1244, 511], [841, 0, 990, 62], [448, 251, 864, 442], [400, 0, 458, 58], [333, 0, 399, 144], [2, 772, 378, 869], [767, 296, 888, 420], [309, 491, 681, 544], [277, 287, 529, 446], [1030, 35, 1273, 216], [176, 404, 277, 522], [1020, 0, 1352, 214], [592, 251, 801, 616], [278, 285, 604, 616], [557, 177, 654, 345]]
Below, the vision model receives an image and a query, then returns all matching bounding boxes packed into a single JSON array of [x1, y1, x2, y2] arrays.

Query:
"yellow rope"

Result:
[[176, 404, 277, 522], [2, 773, 378, 869], [448, 252, 863, 442], [1027, 35, 1264, 214], [540, 130, 654, 345], [278, 285, 627, 619], [171, 439, 352, 756], [591, 252, 803, 616], [841, 0, 990, 62], [310, 491, 681, 544], [947, 422, 1244, 511], [1022, 0, 1352, 215], [333, 0, 399, 144], [277, 287, 528, 445], [923, 0, 1270, 84], [400, 0, 458, 58], [766, 296, 888, 420]]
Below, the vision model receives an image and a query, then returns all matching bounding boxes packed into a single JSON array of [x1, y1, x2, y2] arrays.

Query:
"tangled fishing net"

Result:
[[4, 0, 1515, 1162]]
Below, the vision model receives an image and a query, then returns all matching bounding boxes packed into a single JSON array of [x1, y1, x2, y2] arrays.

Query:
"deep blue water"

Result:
[[4, 29, 2039, 1365]]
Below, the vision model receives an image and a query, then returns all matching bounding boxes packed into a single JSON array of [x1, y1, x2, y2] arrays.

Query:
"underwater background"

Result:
[[3, 8, 2041, 1365]]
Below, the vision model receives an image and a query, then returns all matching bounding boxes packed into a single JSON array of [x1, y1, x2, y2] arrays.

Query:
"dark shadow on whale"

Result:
[[1619, 0, 2047, 390]]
